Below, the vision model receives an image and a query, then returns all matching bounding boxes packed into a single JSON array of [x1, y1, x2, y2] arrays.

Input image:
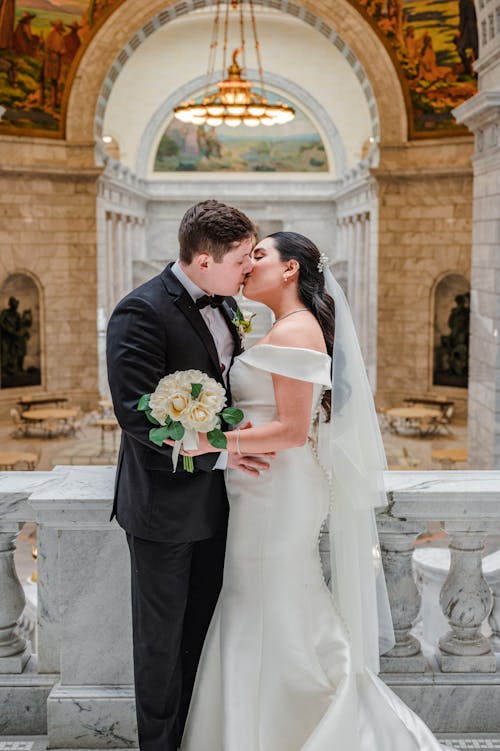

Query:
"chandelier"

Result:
[[174, 0, 295, 128]]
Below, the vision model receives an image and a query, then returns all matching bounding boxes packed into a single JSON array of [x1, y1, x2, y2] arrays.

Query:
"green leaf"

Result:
[[221, 407, 244, 425], [149, 426, 170, 446], [145, 409, 161, 426], [191, 383, 203, 399], [167, 422, 185, 441], [137, 394, 151, 411], [207, 428, 227, 449]]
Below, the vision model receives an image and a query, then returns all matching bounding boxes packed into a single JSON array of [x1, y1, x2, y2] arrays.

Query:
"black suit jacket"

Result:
[[106, 263, 241, 542]]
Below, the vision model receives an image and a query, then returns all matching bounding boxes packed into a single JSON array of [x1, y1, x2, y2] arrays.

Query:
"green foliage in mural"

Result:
[[154, 92, 329, 174]]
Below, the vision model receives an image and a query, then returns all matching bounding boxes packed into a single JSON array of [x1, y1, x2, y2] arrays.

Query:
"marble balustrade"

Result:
[[1, 467, 500, 744]]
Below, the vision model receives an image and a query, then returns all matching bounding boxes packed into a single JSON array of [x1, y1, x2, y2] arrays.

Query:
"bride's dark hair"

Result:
[[267, 231, 335, 420]]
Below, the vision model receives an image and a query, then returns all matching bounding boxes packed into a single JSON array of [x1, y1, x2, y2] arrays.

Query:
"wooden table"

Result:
[[21, 408, 79, 438], [17, 395, 68, 409], [386, 406, 443, 437], [22, 408, 78, 422], [0, 451, 38, 470], [403, 396, 454, 420], [431, 447, 468, 468]]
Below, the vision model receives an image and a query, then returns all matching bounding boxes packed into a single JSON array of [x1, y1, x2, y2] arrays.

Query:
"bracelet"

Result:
[[235, 427, 241, 455]]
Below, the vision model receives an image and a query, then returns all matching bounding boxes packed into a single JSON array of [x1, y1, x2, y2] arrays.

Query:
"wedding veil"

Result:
[[318, 269, 395, 675]]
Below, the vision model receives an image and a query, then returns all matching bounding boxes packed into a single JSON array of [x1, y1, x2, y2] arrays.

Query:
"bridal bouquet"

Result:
[[137, 370, 244, 473]]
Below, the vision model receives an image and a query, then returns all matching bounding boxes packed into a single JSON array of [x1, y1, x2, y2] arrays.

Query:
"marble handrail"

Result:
[[379, 470, 500, 673], [1, 467, 500, 743]]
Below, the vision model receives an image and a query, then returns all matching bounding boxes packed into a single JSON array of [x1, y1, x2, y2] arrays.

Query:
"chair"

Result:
[[10, 408, 27, 438]]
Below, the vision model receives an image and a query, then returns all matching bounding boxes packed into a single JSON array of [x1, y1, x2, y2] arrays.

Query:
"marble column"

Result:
[[29, 466, 138, 749], [453, 11, 500, 468], [105, 211, 114, 318], [124, 217, 134, 292]]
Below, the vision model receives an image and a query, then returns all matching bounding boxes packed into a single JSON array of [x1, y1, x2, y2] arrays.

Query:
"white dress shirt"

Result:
[[171, 260, 233, 470]]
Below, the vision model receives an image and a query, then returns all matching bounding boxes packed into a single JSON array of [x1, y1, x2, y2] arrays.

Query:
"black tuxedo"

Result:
[[106, 263, 241, 751]]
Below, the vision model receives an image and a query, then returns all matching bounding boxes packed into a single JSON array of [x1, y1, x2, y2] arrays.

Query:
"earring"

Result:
[[283, 274, 288, 282]]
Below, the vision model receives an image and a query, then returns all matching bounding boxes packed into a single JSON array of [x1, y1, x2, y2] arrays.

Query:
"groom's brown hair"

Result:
[[178, 200, 255, 264]]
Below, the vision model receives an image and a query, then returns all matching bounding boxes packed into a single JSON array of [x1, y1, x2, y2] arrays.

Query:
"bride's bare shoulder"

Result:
[[267, 313, 327, 354]]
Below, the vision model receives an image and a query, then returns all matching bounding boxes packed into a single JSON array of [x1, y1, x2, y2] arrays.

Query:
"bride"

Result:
[[176, 231, 444, 751]]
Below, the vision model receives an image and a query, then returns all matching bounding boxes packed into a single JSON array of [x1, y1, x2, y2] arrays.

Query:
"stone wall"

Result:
[[0, 138, 101, 417], [374, 139, 473, 417]]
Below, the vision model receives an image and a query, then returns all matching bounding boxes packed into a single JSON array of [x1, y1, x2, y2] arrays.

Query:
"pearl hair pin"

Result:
[[317, 253, 329, 273]]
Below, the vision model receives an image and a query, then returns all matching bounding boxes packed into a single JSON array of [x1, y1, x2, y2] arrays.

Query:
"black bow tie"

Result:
[[196, 294, 225, 309]]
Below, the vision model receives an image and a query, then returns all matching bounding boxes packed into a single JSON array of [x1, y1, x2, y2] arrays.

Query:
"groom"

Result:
[[106, 200, 271, 751]]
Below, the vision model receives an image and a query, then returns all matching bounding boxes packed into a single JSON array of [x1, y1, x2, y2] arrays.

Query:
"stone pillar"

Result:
[[438, 522, 495, 672], [124, 216, 134, 292], [29, 466, 138, 749], [0, 523, 31, 673], [347, 218, 355, 305], [105, 211, 114, 317], [453, 2, 500, 468], [378, 517, 427, 672]]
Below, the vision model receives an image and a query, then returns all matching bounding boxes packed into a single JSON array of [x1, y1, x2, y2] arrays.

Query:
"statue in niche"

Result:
[[434, 292, 469, 388], [0, 296, 32, 379]]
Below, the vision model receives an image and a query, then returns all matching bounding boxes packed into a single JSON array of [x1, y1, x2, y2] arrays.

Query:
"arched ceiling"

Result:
[[101, 7, 376, 177], [64, 0, 407, 146]]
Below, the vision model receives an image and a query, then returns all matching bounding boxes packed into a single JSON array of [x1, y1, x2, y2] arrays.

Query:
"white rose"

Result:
[[149, 373, 192, 424], [183, 402, 219, 433], [198, 381, 226, 414]]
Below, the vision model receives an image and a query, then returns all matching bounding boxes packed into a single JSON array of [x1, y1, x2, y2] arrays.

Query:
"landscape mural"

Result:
[[357, 0, 478, 133], [0, 0, 120, 134], [154, 91, 329, 173]]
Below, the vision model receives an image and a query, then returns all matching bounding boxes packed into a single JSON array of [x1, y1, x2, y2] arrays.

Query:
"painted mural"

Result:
[[154, 91, 329, 173], [0, 0, 479, 139], [357, 0, 478, 134], [0, 0, 119, 134]]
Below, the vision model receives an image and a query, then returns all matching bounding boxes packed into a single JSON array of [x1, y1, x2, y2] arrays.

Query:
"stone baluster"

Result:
[[438, 523, 495, 671], [0, 523, 31, 673], [488, 569, 500, 653], [378, 517, 427, 672]]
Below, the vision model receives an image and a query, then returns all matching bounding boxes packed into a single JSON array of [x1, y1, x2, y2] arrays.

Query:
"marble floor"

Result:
[[1, 736, 500, 750]]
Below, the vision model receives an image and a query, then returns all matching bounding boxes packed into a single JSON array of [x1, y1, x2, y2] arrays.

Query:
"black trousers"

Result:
[[126, 519, 227, 751]]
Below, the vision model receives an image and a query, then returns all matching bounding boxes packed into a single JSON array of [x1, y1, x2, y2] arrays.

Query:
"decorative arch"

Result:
[[0, 270, 43, 390], [65, 0, 407, 147], [136, 70, 349, 178]]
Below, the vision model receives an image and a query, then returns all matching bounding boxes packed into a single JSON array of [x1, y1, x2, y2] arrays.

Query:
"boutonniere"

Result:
[[232, 308, 256, 341]]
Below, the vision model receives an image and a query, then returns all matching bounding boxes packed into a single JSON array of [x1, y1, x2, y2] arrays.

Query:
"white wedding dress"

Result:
[[181, 344, 445, 751]]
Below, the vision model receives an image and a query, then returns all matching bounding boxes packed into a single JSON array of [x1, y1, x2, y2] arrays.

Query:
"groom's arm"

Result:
[[106, 295, 219, 472]]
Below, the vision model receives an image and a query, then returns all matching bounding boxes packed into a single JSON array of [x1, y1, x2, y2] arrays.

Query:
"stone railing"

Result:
[[1, 467, 500, 746]]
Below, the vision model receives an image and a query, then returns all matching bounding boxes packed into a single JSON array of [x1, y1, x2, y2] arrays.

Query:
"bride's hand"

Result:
[[163, 421, 256, 455]]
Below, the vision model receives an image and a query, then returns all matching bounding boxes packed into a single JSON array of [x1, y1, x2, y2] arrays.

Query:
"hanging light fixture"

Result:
[[174, 0, 295, 128]]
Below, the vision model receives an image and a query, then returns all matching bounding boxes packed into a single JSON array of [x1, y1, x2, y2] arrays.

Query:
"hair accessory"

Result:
[[317, 253, 329, 274]]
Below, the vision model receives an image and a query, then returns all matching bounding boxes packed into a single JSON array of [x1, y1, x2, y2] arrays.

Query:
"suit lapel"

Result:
[[161, 265, 223, 380], [221, 300, 242, 356]]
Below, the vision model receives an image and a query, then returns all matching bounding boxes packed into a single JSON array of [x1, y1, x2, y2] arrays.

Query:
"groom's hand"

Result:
[[227, 452, 274, 476], [228, 420, 274, 476]]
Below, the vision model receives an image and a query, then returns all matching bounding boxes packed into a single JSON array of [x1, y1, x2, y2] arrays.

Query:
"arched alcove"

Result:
[[0, 272, 42, 390], [432, 273, 470, 389]]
